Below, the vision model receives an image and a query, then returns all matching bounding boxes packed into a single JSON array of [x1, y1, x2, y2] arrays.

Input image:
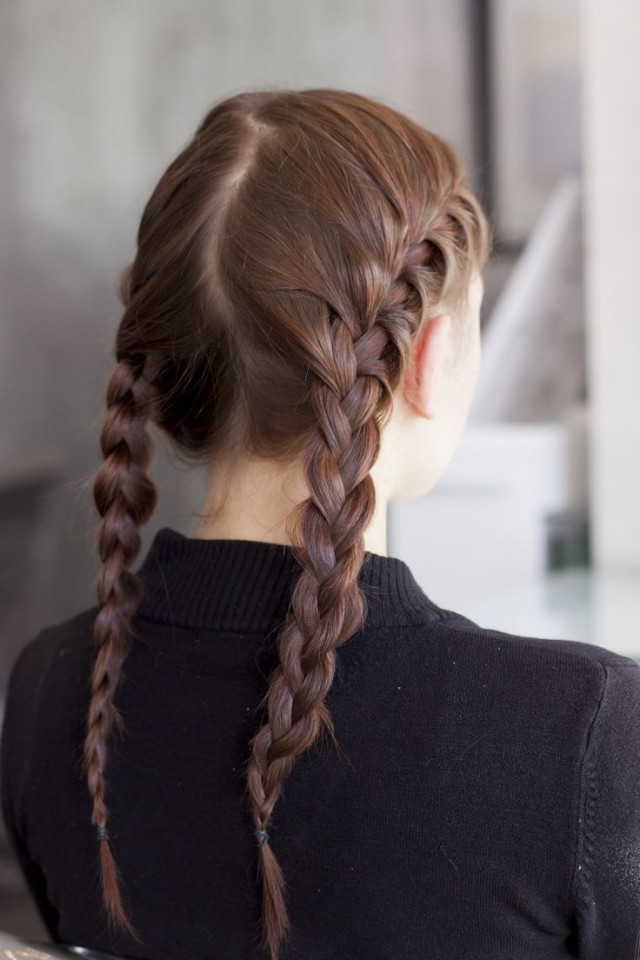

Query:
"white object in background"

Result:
[[470, 175, 585, 423], [388, 405, 588, 614]]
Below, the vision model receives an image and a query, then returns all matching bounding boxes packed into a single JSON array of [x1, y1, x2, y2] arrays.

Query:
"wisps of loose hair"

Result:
[[84, 88, 492, 958]]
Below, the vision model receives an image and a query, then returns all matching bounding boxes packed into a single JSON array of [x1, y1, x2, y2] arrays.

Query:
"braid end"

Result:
[[98, 838, 143, 943], [257, 841, 291, 960]]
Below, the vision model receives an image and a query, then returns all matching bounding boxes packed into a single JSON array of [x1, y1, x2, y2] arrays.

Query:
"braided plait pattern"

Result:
[[74, 87, 492, 958], [243, 239, 434, 960], [82, 351, 159, 939]]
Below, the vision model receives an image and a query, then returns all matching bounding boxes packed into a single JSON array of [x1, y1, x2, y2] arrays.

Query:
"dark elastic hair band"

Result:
[[96, 824, 110, 842]]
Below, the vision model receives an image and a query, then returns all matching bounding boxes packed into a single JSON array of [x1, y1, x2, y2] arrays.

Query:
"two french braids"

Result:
[[81, 88, 491, 959]]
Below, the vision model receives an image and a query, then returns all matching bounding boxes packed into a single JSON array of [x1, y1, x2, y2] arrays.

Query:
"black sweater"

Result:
[[2, 526, 640, 960]]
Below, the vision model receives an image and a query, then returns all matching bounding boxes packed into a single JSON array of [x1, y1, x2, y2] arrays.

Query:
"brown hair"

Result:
[[85, 87, 492, 959]]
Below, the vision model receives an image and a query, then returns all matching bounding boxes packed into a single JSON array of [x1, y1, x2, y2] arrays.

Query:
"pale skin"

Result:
[[194, 271, 485, 557]]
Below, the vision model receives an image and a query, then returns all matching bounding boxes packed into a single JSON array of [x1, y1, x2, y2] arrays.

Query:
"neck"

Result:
[[194, 455, 390, 557]]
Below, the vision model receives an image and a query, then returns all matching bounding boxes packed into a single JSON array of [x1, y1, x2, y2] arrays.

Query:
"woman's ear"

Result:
[[402, 313, 452, 419]]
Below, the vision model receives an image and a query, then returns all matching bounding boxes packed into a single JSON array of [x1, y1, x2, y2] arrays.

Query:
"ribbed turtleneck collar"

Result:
[[134, 526, 447, 632]]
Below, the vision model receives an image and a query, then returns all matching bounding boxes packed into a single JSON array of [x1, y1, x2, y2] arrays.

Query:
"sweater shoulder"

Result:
[[375, 606, 640, 720], [1, 606, 100, 837], [4, 605, 100, 708], [429, 607, 638, 671]]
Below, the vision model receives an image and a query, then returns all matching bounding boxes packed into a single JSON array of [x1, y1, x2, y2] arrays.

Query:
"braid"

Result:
[[77, 87, 491, 956], [83, 351, 159, 940], [242, 242, 429, 960]]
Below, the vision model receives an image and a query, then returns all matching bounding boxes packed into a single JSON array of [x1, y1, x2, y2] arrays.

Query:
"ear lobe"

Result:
[[402, 313, 451, 419]]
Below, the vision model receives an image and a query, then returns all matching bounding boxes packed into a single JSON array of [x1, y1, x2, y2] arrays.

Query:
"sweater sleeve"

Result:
[[571, 656, 640, 958], [0, 633, 61, 938]]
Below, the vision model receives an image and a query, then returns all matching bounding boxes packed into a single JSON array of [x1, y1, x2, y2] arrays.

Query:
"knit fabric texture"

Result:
[[2, 526, 640, 959]]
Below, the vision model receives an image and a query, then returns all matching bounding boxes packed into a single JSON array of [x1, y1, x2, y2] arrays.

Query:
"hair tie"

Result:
[[255, 828, 270, 846], [96, 824, 110, 842]]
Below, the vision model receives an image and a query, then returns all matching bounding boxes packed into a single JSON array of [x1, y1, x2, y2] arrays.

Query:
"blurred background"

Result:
[[1, 0, 639, 939]]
